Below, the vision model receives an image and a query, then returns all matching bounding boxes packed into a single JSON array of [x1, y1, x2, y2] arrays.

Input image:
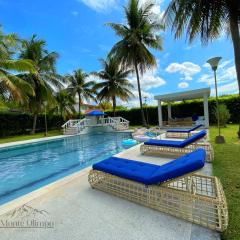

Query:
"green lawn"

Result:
[[210, 125, 240, 240], [0, 129, 62, 144]]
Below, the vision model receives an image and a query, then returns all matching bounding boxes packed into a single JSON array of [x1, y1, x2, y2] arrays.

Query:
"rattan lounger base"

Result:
[[88, 170, 228, 232], [166, 131, 207, 138], [140, 142, 214, 162]]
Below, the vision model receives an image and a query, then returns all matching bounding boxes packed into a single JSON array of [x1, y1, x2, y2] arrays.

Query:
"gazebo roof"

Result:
[[154, 88, 210, 103]]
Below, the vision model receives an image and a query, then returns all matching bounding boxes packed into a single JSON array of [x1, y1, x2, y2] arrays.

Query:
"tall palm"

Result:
[[164, 0, 240, 136], [0, 29, 35, 100], [55, 89, 76, 120], [19, 35, 64, 134], [107, 0, 163, 125], [66, 69, 96, 116], [93, 57, 133, 116]]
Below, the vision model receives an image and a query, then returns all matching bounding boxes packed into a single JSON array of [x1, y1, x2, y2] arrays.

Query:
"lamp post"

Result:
[[144, 96, 149, 127], [43, 101, 48, 137], [207, 57, 225, 143]]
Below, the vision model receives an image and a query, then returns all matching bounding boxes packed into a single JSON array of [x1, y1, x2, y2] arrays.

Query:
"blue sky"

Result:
[[0, 0, 238, 107]]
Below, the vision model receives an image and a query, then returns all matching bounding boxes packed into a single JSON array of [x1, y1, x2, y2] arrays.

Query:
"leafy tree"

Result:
[[215, 103, 231, 127], [93, 57, 133, 116], [0, 28, 35, 101], [107, 0, 163, 125], [66, 69, 96, 116], [164, 0, 240, 136], [19, 35, 64, 134], [99, 101, 112, 111], [55, 89, 76, 120]]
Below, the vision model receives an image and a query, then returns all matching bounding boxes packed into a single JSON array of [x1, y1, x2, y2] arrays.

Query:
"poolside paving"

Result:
[[0, 144, 219, 240]]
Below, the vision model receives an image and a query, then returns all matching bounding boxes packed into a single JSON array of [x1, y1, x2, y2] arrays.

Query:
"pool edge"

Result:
[[0, 134, 73, 149], [0, 166, 91, 216]]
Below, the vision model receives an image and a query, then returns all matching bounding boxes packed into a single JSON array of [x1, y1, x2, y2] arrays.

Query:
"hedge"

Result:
[[0, 95, 239, 137], [106, 95, 240, 126], [0, 112, 64, 137]]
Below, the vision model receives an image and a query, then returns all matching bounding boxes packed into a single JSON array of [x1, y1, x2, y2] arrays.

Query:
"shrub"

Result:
[[0, 112, 64, 137], [214, 104, 231, 127]]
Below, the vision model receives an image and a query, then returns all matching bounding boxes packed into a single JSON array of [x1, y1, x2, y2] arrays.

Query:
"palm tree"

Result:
[[55, 89, 76, 120], [93, 57, 133, 116], [0, 29, 35, 100], [19, 35, 64, 134], [99, 101, 113, 111], [107, 0, 163, 125], [66, 69, 96, 117], [164, 0, 240, 136]]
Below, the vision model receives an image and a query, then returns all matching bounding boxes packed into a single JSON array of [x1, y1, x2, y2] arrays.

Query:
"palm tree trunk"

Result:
[[229, 9, 240, 137], [31, 114, 37, 134], [134, 61, 147, 127], [112, 96, 116, 117], [78, 92, 81, 118]]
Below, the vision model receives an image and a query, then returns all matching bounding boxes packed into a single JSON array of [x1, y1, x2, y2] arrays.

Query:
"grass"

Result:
[[0, 129, 62, 144], [210, 125, 240, 240]]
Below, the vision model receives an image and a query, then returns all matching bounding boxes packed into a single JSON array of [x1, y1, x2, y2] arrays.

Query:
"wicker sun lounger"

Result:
[[140, 130, 214, 162], [166, 124, 203, 138], [88, 149, 228, 232]]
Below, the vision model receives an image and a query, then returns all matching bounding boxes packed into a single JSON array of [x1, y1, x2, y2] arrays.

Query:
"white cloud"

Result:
[[198, 60, 239, 96], [129, 66, 166, 90], [124, 63, 166, 107], [119, 89, 155, 108], [77, 0, 119, 11], [178, 82, 189, 89], [71, 11, 79, 16], [165, 62, 201, 81], [138, 0, 165, 22], [183, 44, 198, 51], [202, 62, 210, 68], [198, 65, 237, 85], [139, 0, 164, 13], [203, 59, 232, 69], [211, 81, 239, 96], [163, 52, 169, 58]]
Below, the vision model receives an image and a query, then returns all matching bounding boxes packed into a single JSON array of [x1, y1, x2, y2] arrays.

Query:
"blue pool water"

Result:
[[0, 132, 131, 205]]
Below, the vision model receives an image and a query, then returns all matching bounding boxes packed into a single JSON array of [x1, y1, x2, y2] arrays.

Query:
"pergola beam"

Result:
[[154, 88, 211, 128]]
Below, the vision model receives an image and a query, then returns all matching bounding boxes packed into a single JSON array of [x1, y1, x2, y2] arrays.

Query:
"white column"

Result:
[[158, 100, 163, 128], [167, 103, 172, 120], [203, 93, 209, 128]]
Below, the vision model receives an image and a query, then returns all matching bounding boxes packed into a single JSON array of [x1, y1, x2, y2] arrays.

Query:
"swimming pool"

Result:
[[0, 132, 131, 205]]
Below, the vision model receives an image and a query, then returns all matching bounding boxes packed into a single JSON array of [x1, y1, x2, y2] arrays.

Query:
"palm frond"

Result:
[[0, 59, 36, 73]]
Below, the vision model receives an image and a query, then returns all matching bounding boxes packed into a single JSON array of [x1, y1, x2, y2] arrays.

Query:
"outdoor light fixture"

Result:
[[207, 57, 225, 143], [43, 101, 48, 137], [143, 96, 149, 126]]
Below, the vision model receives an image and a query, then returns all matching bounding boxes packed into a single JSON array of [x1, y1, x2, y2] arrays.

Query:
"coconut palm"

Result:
[[164, 0, 240, 136], [0, 29, 35, 100], [99, 101, 113, 111], [55, 89, 76, 120], [19, 35, 64, 134], [66, 69, 96, 116], [107, 0, 163, 125], [93, 57, 133, 116]]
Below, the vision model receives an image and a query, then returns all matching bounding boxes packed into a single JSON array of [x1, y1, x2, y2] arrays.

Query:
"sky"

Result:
[[0, 0, 238, 107]]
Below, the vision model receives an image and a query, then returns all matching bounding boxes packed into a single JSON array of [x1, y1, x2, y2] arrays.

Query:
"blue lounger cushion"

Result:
[[144, 130, 207, 148], [92, 149, 206, 185], [167, 124, 203, 133]]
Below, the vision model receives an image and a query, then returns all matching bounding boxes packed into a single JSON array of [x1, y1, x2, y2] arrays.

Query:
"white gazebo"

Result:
[[154, 88, 211, 128]]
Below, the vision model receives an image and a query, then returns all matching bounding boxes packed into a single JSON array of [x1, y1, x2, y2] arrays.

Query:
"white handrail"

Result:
[[62, 116, 129, 134]]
